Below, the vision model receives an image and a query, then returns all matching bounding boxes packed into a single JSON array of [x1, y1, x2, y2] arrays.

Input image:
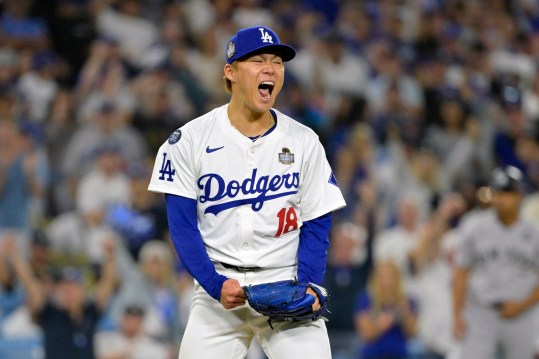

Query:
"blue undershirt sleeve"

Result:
[[297, 212, 332, 285], [165, 194, 227, 301]]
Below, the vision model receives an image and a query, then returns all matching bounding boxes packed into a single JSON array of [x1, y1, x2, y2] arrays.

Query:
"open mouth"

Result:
[[258, 81, 274, 99]]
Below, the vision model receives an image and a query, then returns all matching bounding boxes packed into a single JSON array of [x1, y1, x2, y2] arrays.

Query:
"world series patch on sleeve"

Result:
[[243, 279, 329, 327]]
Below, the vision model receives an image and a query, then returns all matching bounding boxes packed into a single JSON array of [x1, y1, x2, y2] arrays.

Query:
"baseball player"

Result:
[[148, 26, 346, 359], [452, 165, 539, 359]]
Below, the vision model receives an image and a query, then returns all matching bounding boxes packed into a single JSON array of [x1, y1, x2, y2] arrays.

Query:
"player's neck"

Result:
[[227, 104, 274, 138], [497, 211, 519, 226]]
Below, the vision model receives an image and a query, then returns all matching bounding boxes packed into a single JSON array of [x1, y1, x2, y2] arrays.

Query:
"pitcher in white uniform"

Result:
[[148, 26, 346, 359], [453, 165, 539, 359]]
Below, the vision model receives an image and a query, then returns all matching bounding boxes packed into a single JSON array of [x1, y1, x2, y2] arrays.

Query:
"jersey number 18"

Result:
[[275, 207, 298, 237]]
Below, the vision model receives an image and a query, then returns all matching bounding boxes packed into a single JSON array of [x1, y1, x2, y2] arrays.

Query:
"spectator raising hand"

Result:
[[7, 233, 118, 359]]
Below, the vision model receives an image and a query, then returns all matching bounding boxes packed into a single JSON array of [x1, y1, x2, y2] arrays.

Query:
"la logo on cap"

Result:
[[259, 28, 273, 43], [225, 26, 296, 64]]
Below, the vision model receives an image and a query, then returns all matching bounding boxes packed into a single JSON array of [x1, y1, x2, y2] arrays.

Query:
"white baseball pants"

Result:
[[178, 265, 331, 359]]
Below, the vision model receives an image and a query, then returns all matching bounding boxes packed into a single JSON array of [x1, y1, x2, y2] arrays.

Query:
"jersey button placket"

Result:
[[241, 207, 253, 251], [242, 146, 256, 251], [248, 146, 255, 168]]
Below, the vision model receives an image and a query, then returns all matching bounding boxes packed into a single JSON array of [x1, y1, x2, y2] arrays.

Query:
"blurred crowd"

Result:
[[0, 0, 539, 358]]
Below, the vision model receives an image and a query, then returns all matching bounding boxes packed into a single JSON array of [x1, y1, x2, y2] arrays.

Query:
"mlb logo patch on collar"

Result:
[[278, 148, 294, 164]]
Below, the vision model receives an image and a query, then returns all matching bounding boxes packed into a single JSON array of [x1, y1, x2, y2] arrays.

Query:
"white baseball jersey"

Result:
[[456, 208, 539, 306], [148, 104, 346, 268]]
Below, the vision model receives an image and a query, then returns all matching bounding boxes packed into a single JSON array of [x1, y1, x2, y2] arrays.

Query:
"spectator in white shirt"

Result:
[[96, 304, 169, 359]]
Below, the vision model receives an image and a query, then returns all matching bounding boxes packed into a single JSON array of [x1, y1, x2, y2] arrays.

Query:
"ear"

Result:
[[224, 63, 235, 82]]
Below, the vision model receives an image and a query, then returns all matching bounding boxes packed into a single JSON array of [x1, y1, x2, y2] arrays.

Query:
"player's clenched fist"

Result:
[[220, 279, 246, 309]]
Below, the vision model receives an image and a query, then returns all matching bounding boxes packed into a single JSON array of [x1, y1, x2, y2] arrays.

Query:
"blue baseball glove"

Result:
[[243, 279, 329, 327]]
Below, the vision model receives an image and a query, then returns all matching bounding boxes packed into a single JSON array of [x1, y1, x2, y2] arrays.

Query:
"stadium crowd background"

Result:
[[0, 0, 539, 358]]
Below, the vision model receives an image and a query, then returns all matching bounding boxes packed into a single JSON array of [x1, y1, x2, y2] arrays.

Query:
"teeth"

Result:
[[261, 81, 274, 86]]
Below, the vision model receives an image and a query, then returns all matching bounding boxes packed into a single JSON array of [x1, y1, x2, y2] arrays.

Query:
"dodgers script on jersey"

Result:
[[456, 209, 539, 306], [148, 104, 346, 268]]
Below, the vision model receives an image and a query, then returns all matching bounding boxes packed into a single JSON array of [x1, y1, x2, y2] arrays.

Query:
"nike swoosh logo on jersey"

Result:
[[206, 145, 224, 153]]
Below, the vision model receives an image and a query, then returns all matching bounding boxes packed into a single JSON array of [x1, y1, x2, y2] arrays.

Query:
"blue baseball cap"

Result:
[[225, 26, 296, 64]]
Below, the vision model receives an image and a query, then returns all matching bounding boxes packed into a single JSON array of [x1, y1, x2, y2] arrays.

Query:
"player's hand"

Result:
[[306, 287, 321, 311], [220, 279, 246, 309], [453, 314, 466, 339], [498, 301, 527, 319]]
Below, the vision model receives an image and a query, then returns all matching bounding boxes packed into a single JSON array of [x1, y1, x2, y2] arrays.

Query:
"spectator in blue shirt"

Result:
[[354, 260, 418, 359]]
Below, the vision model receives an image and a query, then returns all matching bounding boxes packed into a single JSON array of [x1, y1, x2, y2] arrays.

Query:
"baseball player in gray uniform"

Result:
[[148, 26, 346, 358], [453, 165, 539, 358]]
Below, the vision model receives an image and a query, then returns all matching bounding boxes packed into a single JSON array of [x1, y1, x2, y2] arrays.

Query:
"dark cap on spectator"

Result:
[[126, 161, 150, 179], [19, 120, 44, 144], [31, 230, 50, 247], [32, 52, 59, 70], [490, 166, 524, 192], [99, 101, 116, 114], [91, 140, 121, 157], [225, 26, 296, 64], [56, 266, 83, 284], [98, 35, 118, 45], [321, 30, 345, 44], [124, 304, 145, 316]]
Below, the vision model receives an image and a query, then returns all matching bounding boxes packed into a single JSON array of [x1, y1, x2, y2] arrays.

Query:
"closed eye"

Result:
[[249, 56, 264, 63]]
